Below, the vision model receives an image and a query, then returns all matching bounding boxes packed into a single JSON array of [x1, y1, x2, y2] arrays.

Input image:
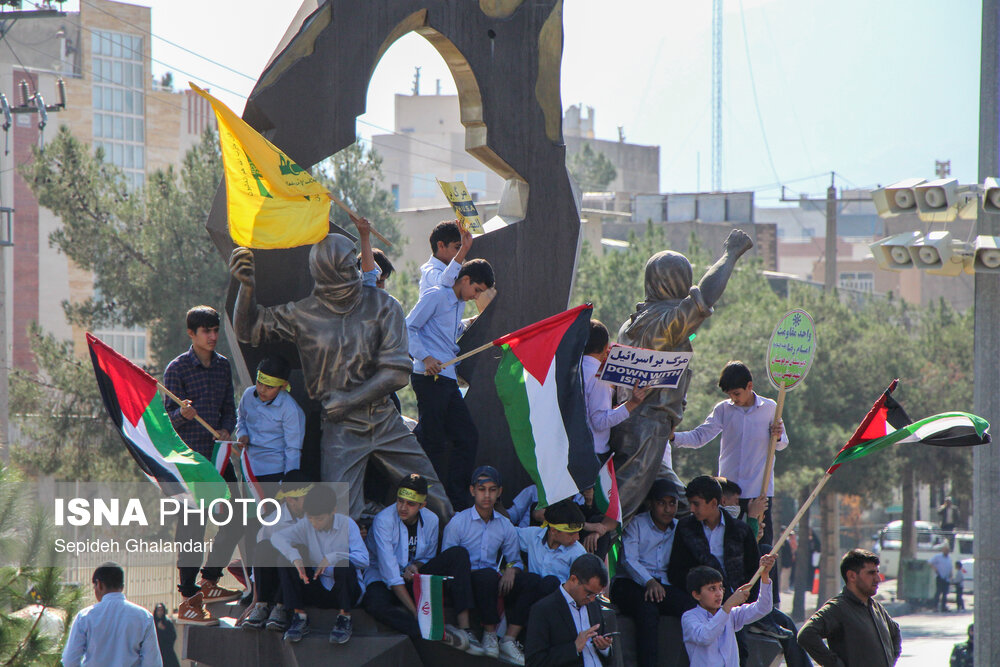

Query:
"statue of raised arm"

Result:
[[610, 229, 754, 520]]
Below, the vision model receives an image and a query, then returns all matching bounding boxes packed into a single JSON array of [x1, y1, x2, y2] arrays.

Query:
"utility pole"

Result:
[[975, 1, 1000, 663], [824, 172, 837, 290]]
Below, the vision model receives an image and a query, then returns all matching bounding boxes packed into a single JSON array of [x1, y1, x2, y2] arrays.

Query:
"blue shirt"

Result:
[[419, 255, 460, 295], [163, 347, 237, 457], [682, 581, 773, 667], [234, 387, 305, 475], [62, 592, 162, 667], [362, 267, 381, 288], [271, 514, 369, 591], [365, 505, 440, 587], [622, 512, 677, 586], [406, 285, 465, 380], [507, 485, 585, 528], [442, 507, 522, 572], [518, 526, 586, 580]]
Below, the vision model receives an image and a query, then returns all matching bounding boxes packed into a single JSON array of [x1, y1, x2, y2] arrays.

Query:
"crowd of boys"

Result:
[[151, 220, 899, 666]]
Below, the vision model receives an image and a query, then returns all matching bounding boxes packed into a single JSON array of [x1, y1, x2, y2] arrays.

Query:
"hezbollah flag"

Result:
[[494, 304, 598, 507], [87, 333, 228, 506], [413, 574, 447, 640], [190, 83, 330, 249], [828, 379, 990, 474]]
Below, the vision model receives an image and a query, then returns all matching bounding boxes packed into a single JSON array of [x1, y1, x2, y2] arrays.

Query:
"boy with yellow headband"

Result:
[[362, 474, 481, 654], [235, 356, 305, 482]]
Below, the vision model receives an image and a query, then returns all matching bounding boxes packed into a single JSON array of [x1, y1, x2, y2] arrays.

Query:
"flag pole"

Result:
[[327, 193, 393, 248], [157, 381, 222, 440], [746, 472, 833, 588], [759, 383, 787, 497], [438, 341, 496, 370]]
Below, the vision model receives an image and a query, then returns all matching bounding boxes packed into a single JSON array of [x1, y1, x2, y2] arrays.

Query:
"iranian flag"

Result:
[[211, 440, 233, 476], [87, 333, 227, 505], [593, 458, 621, 524], [413, 574, 446, 640], [239, 447, 266, 504], [494, 305, 598, 508], [828, 379, 991, 474]]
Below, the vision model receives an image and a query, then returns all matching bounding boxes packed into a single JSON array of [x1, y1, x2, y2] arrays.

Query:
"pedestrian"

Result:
[[524, 554, 614, 667], [938, 496, 958, 533], [950, 623, 973, 667], [681, 554, 777, 667], [163, 305, 244, 625], [406, 259, 495, 509], [797, 549, 901, 666], [62, 562, 162, 666], [929, 542, 953, 612], [153, 603, 180, 667], [419, 220, 474, 294], [951, 560, 966, 612]]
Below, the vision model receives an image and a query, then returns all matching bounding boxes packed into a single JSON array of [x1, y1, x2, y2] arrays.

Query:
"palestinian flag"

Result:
[[828, 379, 991, 473], [413, 574, 446, 640], [494, 305, 598, 508], [87, 333, 227, 505], [211, 440, 233, 476], [593, 457, 622, 524]]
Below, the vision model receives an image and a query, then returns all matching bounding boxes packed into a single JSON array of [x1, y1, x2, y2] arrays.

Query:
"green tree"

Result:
[[567, 142, 617, 191], [20, 125, 228, 368], [316, 141, 404, 257]]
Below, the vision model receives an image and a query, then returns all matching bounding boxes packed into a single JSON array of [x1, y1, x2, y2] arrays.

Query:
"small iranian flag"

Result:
[[413, 574, 446, 640], [494, 305, 598, 507], [239, 447, 265, 504], [86, 333, 227, 506], [828, 379, 991, 473], [594, 457, 622, 524], [211, 440, 233, 476]]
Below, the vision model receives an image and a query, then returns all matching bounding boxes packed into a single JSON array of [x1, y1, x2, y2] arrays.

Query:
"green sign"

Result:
[[767, 309, 815, 391]]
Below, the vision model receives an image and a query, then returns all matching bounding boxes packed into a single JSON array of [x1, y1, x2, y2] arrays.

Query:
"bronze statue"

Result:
[[611, 229, 754, 520], [229, 234, 453, 519]]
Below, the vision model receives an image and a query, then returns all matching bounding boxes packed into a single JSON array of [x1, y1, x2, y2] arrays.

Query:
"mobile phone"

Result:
[[601, 631, 620, 638]]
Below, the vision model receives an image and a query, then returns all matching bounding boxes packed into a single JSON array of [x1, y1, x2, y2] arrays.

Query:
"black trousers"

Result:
[[279, 563, 361, 612], [176, 466, 245, 598], [363, 546, 475, 638], [470, 568, 535, 627], [955, 582, 965, 610], [411, 374, 478, 511], [252, 540, 290, 605], [935, 575, 950, 610], [611, 578, 695, 667]]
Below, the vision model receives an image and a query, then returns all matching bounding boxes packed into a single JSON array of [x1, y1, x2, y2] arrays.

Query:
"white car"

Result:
[[959, 557, 974, 595], [872, 520, 942, 579]]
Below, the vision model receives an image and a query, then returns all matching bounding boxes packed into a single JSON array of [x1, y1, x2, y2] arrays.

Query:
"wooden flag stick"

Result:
[[747, 472, 833, 588], [157, 381, 222, 441], [328, 192, 393, 248], [439, 341, 496, 370], [759, 383, 787, 497]]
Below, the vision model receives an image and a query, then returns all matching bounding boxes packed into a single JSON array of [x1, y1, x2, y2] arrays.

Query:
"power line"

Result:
[[737, 0, 780, 188]]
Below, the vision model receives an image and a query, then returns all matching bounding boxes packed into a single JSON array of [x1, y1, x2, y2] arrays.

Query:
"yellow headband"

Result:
[[277, 483, 314, 500], [257, 370, 290, 391], [543, 521, 583, 534], [397, 488, 427, 503]]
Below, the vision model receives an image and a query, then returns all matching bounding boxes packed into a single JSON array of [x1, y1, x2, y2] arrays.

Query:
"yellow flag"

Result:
[[437, 179, 485, 235], [191, 83, 331, 249]]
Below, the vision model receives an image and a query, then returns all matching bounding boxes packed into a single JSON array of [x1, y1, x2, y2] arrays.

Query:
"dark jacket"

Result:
[[667, 511, 760, 594], [797, 587, 902, 667], [525, 587, 608, 667]]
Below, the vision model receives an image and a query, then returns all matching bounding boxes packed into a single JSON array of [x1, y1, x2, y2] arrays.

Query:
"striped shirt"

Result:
[[162, 347, 236, 457]]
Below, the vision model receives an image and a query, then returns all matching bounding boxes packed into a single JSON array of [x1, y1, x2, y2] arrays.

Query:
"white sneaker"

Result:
[[462, 629, 485, 656], [499, 637, 525, 665], [481, 631, 500, 658], [442, 624, 470, 651]]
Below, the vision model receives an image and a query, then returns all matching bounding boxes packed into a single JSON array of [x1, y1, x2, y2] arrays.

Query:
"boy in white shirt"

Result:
[[419, 220, 473, 294], [681, 554, 776, 667], [271, 484, 369, 645]]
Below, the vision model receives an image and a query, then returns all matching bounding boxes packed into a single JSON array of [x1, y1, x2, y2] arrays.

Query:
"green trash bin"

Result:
[[898, 558, 935, 602]]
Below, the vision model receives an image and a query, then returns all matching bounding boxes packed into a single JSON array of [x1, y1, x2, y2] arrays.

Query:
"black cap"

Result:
[[471, 465, 502, 487], [649, 478, 682, 500]]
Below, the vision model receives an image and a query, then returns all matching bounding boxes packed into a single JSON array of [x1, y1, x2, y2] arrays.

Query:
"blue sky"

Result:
[[58, 0, 983, 204]]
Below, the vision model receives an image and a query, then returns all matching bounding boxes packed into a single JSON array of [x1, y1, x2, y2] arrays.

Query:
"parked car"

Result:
[[959, 557, 974, 595], [872, 520, 942, 579]]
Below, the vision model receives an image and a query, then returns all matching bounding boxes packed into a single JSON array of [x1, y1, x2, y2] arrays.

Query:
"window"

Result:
[[411, 173, 438, 199], [92, 29, 145, 187], [838, 271, 874, 292], [92, 324, 148, 363]]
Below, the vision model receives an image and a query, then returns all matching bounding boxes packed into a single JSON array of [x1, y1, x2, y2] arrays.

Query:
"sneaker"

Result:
[[241, 602, 270, 630], [176, 592, 218, 626], [481, 632, 500, 658], [329, 614, 352, 644], [441, 624, 470, 651], [284, 613, 310, 642], [461, 629, 485, 656], [265, 605, 289, 632], [198, 578, 242, 603], [499, 637, 525, 665], [747, 619, 793, 640]]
